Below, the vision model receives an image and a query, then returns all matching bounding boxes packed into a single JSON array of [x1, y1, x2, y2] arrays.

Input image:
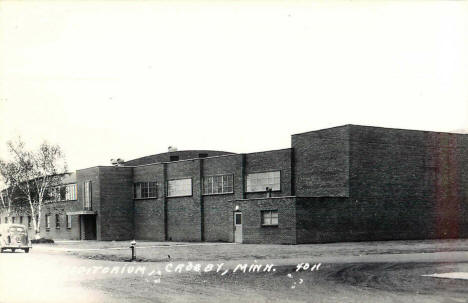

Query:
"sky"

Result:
[[1, 1, 467, 171]]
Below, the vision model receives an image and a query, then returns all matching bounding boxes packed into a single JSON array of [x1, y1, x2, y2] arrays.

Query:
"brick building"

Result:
[[2, 124, 468, 244]]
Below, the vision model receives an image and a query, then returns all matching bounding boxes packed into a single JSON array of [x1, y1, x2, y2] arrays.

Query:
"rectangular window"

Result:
[[60, 186, 66, 201], [66, 215, 72, 229], [167, 178, 192, 197], [134, 182, 157, 199], [12, 217, 15, 223], [84, 181, 92, 210], [261, 210, 279, 226], [55, 214, 60, 229], [28, 216, 32, 229], [203, 174, 234, 195], [5, 217, 8, 223], [246, 171, 281, 192], [19, 216, 23, 224], [65, 184, 77, 200], [45, 215, 50, 229], [55, 187, 61, 201]]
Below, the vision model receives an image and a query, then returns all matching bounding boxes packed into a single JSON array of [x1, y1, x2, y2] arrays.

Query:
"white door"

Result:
[[234, 212, 242, 243]]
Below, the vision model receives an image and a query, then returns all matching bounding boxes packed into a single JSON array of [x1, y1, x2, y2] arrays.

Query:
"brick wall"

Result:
[[98, 167, 134, 241], [234, 197, 296, 244], [292, 126, 350, 197], [133, 164, 165, 240], [202, 155, 242, 242], [245, 149, 292, 199], [348, 125, 468, 241], [76, 167, 101, 239], [166, 160, 202, 241]]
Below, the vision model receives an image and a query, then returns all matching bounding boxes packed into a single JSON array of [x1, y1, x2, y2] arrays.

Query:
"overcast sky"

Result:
[[1, 1, 467, 171]]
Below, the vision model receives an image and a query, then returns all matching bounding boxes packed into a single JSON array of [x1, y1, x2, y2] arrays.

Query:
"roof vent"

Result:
[[110, 158, 125, 166], [168, 146, 178, 152]]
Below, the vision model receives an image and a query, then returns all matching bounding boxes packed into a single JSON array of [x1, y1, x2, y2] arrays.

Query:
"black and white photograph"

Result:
[[1, 1, 468, 302]]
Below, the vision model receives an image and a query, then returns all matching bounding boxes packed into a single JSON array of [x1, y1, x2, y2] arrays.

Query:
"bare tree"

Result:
[[0, 138, 67, 237], [0, 161, 15, 217]]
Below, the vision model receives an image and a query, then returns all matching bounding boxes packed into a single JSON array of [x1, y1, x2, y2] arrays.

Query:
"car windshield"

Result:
[[8, 227, 25, 233]]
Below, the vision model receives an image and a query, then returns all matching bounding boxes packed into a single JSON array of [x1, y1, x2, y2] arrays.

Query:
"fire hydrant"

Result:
[[130, 240, 136, 261]]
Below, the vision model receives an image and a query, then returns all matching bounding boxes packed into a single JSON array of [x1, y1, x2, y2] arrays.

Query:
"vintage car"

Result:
[[0, 224, 32, 253]]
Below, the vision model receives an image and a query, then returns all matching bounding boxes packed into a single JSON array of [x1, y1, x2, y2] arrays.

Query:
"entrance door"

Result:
[[234, 212, 242, 243], [80, 215, 97, 240]]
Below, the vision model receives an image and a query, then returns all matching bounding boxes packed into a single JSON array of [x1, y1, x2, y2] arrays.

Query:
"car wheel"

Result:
[[24, 248, 29, 253]]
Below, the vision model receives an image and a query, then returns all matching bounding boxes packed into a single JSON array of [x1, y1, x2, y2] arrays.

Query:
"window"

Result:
[[198, 153, 208, 158], [4, 217, 8, 223], [84, 181, 92, 209], [261, 210, 279, 226], [246, 171, 281, 192], [235, 213, 242, 225], [65, 184, 77, 200], [12, 217, 15, 223], [55, 214, 60, 229], [203, 174, 234, 195], [134, 182, 157, 199], [28, 216, 32, 229], [66, 215, 72, 229], [19, 216, 23, 224], [170, 155, 179, 161], [60, 186, 66, 201], [167, 178, 192, 197], [45, 215, 50, 229]]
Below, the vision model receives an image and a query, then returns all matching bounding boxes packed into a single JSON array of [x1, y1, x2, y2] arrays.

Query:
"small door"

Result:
[[234, 211, 242, 243]]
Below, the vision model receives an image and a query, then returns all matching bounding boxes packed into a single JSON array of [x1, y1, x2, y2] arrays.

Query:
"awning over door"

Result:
[[66, 210, 97, 215]]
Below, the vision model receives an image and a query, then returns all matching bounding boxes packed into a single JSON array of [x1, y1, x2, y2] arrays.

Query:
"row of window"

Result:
[[3, 211, 279, 229], [133, 171, 281, 199], [1, 214, 72, 229], [44, 214, 72, 230]]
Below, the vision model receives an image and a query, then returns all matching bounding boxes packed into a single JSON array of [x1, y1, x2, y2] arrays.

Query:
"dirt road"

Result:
[[1, 244, 468, 303]]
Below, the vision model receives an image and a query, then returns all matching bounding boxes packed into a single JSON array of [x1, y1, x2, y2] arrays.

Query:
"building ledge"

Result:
[[66, 211, 97, 215]]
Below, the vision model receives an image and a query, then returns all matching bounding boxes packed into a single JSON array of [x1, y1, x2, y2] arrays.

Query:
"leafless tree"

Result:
[[0, 138, 67, 237]]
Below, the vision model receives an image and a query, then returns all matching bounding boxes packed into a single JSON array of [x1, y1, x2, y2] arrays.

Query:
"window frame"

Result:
[[203, 174, 234, 195], [167, 178, 192, 198], [261, 210, 279, 227], [55, 214, 60, 229], [246, 170, 281, 193], [65, 184, 78, 201], [45, 214, 51, 230], [83, 181, 92, 210], [134, 181, 158, 199], [66, 215, 72, 229]]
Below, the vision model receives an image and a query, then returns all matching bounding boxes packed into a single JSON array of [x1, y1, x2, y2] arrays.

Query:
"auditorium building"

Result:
[[2, 124, 468, 244]]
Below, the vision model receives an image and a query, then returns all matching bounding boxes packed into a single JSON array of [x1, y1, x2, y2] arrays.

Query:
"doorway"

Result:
[[234, 211, 242, 243], [80, 215, 97, 240]]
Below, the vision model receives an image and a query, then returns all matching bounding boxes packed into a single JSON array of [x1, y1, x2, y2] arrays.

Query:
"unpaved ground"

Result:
[[34, 238, 468, 262], [2, 240, 468, 303]]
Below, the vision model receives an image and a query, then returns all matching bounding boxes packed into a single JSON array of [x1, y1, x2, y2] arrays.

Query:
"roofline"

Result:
[[122, 147, 292, 168], [292, 124, 468, 137]]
